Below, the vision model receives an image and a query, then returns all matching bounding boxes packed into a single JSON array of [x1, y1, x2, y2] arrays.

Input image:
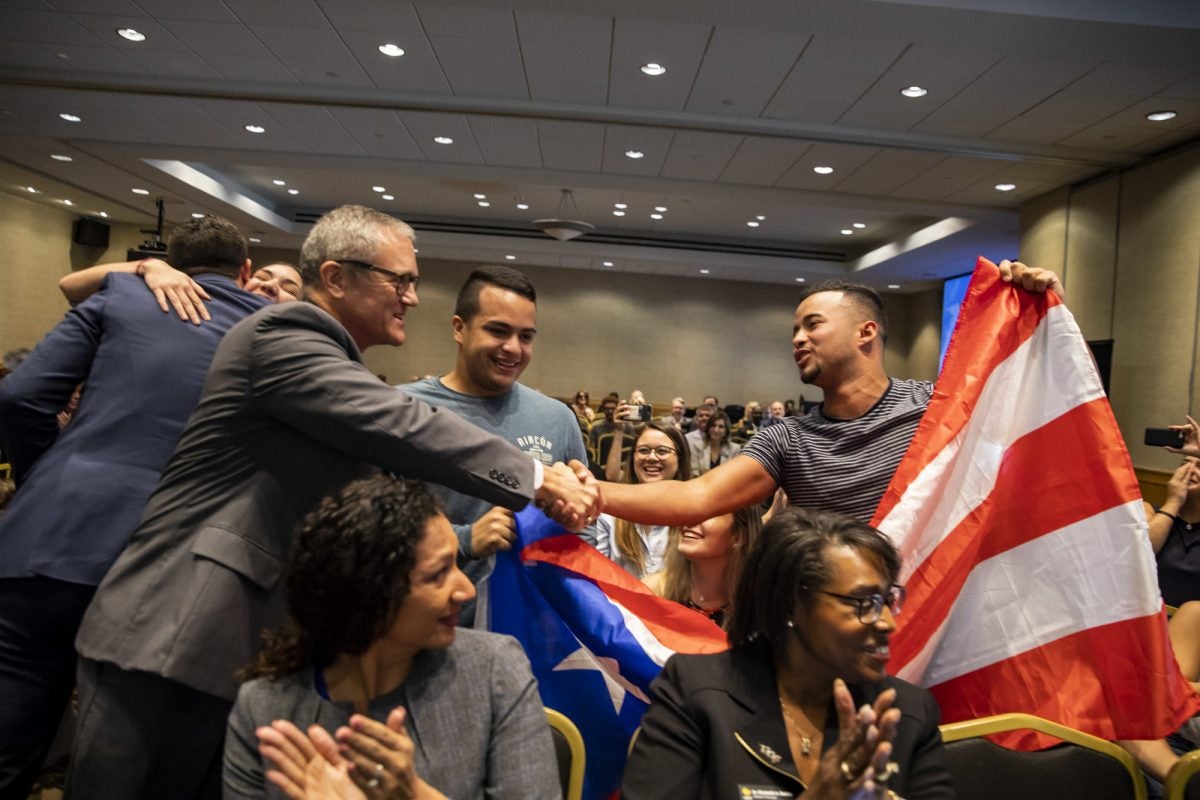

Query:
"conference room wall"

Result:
[[250, 247, 942, 405], [1019, 140, 1200, 474], [0, 191, 146, 353]]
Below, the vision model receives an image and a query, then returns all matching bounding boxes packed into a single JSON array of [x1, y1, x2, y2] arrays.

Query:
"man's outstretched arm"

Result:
[[601, 453, 777, 526]]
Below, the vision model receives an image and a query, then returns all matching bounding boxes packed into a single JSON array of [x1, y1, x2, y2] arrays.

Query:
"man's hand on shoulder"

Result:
[[533, 460, 602, 532], [997, 259, 1064, 301]]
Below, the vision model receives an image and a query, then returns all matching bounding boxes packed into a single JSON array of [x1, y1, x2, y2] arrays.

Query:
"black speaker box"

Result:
[[74, 218, 110, 248]]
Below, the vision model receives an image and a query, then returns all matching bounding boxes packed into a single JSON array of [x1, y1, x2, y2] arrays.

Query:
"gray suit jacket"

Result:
[[223, 629, 561, 800], [76, 302, 534, 700]]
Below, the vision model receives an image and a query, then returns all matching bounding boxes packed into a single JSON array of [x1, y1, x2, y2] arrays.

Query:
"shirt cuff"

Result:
[[532, 459, 544, 490]]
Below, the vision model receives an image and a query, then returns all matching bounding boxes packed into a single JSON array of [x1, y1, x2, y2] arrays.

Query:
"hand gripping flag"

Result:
[[873, 256, 1200, 747], [488, 508, 728, 800]]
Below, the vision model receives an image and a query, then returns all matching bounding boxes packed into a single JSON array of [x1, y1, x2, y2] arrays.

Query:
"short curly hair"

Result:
[[243, 475, 444, 681]]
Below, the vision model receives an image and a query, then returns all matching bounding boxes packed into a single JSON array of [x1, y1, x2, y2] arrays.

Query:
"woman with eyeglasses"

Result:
[[594, 422, 691, 578], [570, 389, 595, 425], [623, 508, 954, 800]]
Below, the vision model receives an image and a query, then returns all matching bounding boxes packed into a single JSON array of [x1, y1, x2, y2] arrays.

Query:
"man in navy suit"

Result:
[[0, 216, 284, 799]]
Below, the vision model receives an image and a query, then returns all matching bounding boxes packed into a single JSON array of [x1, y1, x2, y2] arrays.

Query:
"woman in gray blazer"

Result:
[[223, 476, 560, 800]]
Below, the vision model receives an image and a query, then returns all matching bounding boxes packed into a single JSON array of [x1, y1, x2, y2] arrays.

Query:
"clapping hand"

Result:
[[805, 680, 902, 800]]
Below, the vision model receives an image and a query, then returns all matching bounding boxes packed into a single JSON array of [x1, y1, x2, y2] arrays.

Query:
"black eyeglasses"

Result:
[[338, 259, 419, 295], [816, 585, 905, 624]]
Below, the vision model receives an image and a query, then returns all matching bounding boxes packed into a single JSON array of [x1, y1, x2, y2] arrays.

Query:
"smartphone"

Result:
[[1145, 428, 1185, 448], [628, 404, 653, 422]]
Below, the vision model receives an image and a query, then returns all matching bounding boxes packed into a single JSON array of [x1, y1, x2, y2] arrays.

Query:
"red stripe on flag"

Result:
[[889, 397, 1144, 669], [874, 257, 1054, 524], [929, 611, 1200, 748], [524, 534, 729, 654]]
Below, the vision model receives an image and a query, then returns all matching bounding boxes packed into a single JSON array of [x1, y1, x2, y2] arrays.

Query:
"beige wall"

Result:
[[1, 192, 942, 405], [0, 191, 147, 351], [1020, 141, 1200, 472]]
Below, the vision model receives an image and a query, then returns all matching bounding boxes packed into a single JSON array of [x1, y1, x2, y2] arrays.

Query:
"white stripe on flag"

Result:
[[895, 500, 1159, 686], [611, 598, 677, 667], [881, 304, 1108, 580]]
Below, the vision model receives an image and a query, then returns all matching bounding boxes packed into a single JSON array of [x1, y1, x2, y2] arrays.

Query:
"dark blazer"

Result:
[[622, 640, 956, 799], [0, 273, 265, 585], [76, 301, 536, 700]]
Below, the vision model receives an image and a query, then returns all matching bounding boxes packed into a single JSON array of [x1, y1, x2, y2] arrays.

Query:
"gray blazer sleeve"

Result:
[[249, 312, 535, 510], [485, 636, 563, 799]]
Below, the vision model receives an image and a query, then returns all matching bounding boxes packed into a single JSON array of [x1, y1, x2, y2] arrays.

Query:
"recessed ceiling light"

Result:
[[813, 166, 834, 175], [852, 222, 866, 229], [381, 194, 394, 200], [378, 43, 405, 57], [650, 213, 663, 220], [478, 200, 490, 207], [287, 188, 299, 195], [51, 154, 72, 162], [273, 179, 286, 186], [24, 186, 38, 193], [746, 221, 760, 227], [613, 210, 625, 216], [699, 269, 710, 275], [755, 215, 766, 221], [840, 229, 853, 235], [900, 86, 928, 98], [994, 183, 1017, 192], [795, 277, 806, 283], [602, 261, 614, 267], [625, 150, 645, 159], [59, 113, 81, 122], [244, 124, 266, 133], [473, 193, 487, 199], [191, 212, 204, 218], [888, 284, 901, 289], [1146, 110, 1177, 122], [131, 188, 150, 195], [62, 199, 73, 206], [372, 186, 385, 192], [248, 237, 261, 243], [99, 211, 108, 218], [433, 136, 454, 145], [614, 203, 627, 209], [116, 28, 146, 42], [504, 254, 516, 260], [640, 63, 667, 76], [516, 202, 529, 210], [655, 206, 668, 212]]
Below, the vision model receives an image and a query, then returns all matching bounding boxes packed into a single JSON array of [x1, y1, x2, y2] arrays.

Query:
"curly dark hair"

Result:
[[242, 475, 443, 681], [726, 507, 901, 652]]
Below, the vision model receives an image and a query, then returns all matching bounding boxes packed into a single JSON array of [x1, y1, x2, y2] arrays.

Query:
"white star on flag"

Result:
[[552, 644, 649, 714]]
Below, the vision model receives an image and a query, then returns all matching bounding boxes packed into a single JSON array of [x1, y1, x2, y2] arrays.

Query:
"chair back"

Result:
[[1167, 749, 1200, 800], [940, 713, 1146, 800], [546, 708, 585, 800]]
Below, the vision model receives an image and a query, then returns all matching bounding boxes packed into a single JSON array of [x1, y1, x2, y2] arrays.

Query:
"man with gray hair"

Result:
[[70, 205, 599, 798]]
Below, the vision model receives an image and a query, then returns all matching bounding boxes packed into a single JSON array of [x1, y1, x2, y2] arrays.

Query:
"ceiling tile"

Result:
[[221, 0, 329, 26], [122, 47, 222, 77], [0, 41, 70, 69], [315, 0, 423, 34], [415, 2, 515, 40], [776, 142, 880, 189], [719, 137, 811, 186], [251, 23, 353, 58], [764, 34, 906, 123], [1068, 61, 1193, 96], [275, 58, 374, 88], [686, 27, 810, 116], [536, 120, 603, 172], [160, 19, 269, 56], [211, 54, 297, 83], [131, 0, 240, 22], [329, 107, 423, 158], [516, 10, 611, 105], [468, 116, 541, 168], [601, 124, 674, 176], [912, 82, 1060, 138], [401, 111, 485, 163], [607, 17, 710, 111], [34, 43, 146, 73], [661, 130, 742, 181], [4, 8, 104, 45]]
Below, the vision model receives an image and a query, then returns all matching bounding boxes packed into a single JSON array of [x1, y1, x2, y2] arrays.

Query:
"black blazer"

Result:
[[622, 640, 956, 799]]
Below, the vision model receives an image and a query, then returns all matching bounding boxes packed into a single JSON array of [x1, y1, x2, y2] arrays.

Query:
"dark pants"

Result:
[[66, 658, 231, 800], [0, 575, 96, 800]]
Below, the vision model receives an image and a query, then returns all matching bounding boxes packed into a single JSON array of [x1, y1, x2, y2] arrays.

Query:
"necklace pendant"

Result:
[[801, 736, 812, 757]]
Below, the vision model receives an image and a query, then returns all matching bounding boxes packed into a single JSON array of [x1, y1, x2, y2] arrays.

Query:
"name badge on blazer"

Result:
[[736, 786, 794, 799]]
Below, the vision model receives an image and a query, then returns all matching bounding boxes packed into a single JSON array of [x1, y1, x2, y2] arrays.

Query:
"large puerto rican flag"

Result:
[[873, 256, 1200, 746], [488, 508, 727, 800]]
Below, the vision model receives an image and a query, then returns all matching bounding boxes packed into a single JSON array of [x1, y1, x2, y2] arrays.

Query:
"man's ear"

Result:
[[858, 319, 880, 347], [451, 315, 466, 344], [319, 260, 348, 298], [238, 259, 252, 286]]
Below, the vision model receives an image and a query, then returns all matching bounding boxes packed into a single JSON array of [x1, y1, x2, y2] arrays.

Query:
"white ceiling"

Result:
[[1, 0, 1197, 291]]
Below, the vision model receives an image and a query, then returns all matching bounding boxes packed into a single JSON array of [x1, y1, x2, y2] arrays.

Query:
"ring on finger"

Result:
[[840, 760, 855, 781], [877, 761, 899, 785], [366, 762, 385, 788]]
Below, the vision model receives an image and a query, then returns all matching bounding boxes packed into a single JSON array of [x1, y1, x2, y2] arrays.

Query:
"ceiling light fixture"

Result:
[[287, 188, 299, 195], [381, 194, 394, 200], [641, 63, 666, 76], [614, 202, 627, 209], [59, 113, 81, 122], [378, 43, 405, 57], [433, 136, 454, 145], [746, 221, 760, 227], [650, 213, 663, 220], [813, 166, 834, 174], [612, 210, 625, 216], [994, 183, 1016, 191], [51, 154, 72, 162], [532, 188, 595, 242], [62, 199, 73, 206], [99, 211, 108, 218], [478, 200, 490, 207], [249, 236, 261, 243], [602, 261, 613, 267], [273, 179, 286, 186], [655, 206, 668, 212], [840, 229, 853, 235], [117, 28, 146, 42], [624, 150, 644, 159], [131, 188, 150, 195], [755, 215, 766, 221], [795, 277, 806, 283], [900, 86, 928, 98], [191, 212, 204, 218], [1146, 110, 1177, 122], [888, 284, 901, 289], [473, 193, 487, 199], [504, 254, 516, 261], [699, 269, 710, 275], [852, 222, 866, 229], [372, 185, 385, 192], [25, 186, 38, 193], [516, 202, 529, 210], [244, 124, 266, 133]]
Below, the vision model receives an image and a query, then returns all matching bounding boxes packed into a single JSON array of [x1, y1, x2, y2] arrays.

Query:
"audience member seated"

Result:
[[595, 423, 690, 579], [570, 389, 595, 425], [689, 409, 740, 478], [658, 396, 688, 432], [784, 398, 799, 416], [683, 403, 716, 446], [623, 508, 955, 799], [224, 475, 559, 799], [762, 399, 786, 427], [643, 505, 762, 628], [730, 401, 761, 443], [1145, 458, 1200, 606]]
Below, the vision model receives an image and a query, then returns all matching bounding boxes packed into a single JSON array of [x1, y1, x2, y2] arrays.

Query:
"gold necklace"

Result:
[[778, 694, 819, 757]]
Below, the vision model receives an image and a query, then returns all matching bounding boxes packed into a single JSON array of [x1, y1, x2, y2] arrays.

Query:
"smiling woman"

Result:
[[222, 475, 560, 799]]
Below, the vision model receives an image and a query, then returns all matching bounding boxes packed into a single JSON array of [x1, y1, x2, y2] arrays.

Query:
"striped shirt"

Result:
[[739, 379, 933, 522]]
